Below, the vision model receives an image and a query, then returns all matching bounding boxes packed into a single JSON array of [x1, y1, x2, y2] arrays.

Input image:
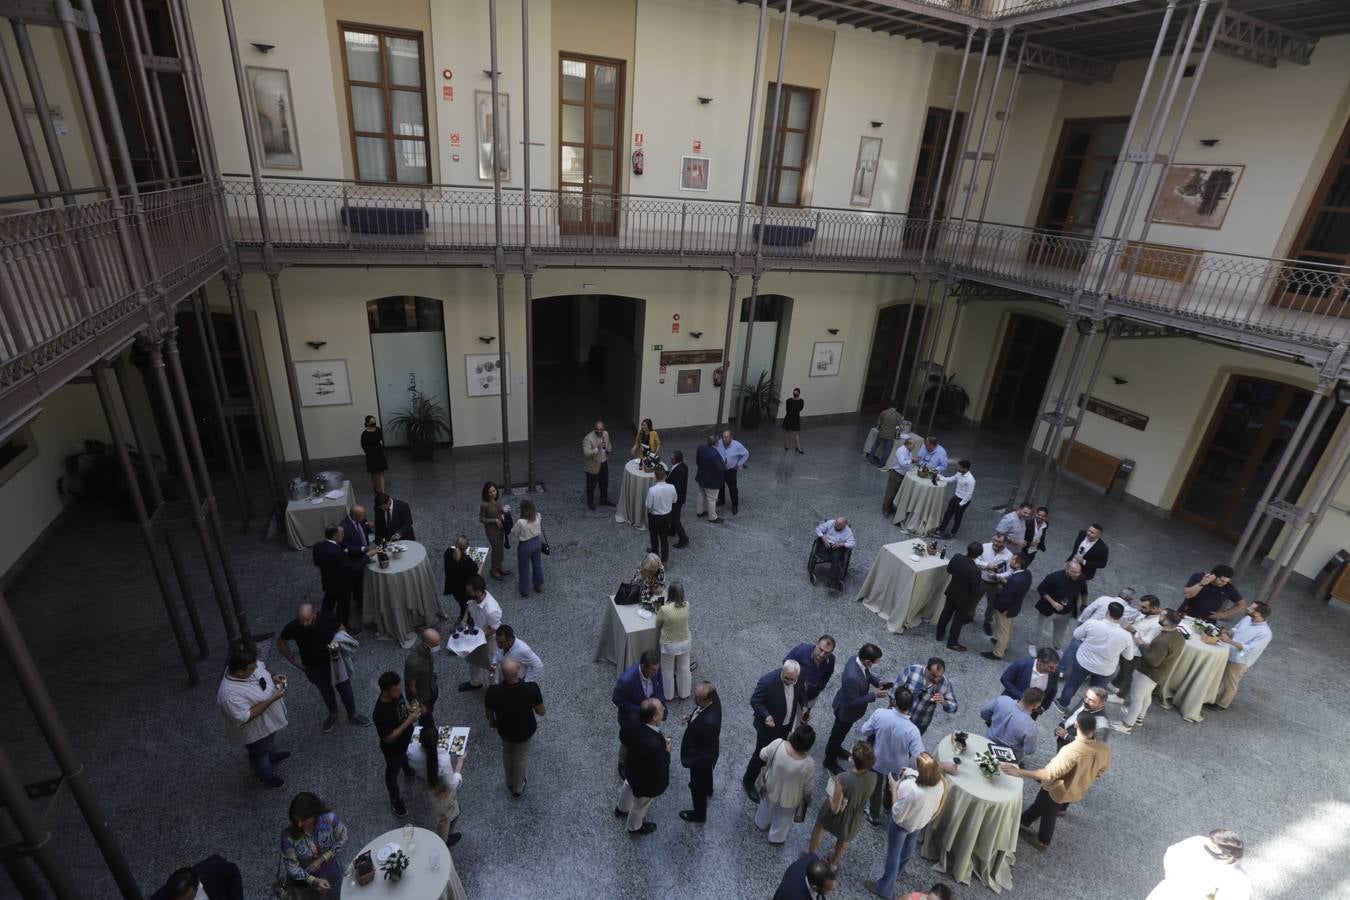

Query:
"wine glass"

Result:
[[429, 850, 441, 873], [402, 823, 415, 846]]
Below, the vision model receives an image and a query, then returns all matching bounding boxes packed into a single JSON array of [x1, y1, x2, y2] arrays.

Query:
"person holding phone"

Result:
[[824, 644, 887, 775], [372, 671, 422, 818]]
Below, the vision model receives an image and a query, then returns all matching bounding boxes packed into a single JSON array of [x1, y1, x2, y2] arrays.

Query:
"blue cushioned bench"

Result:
[[340, 206, 429, 235], [753, 224, 816, 247]]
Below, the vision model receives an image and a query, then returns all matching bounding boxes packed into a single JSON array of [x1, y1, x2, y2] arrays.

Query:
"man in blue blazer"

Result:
[[999, 647, 1061, 718], [150, 856, 244, 900], [824, 643, 885, 775], [312, 524, 370, 630], [982, 552, 1034, 661], [742, 661, 801, 801], [339, 505, 371, 628], [679, 681, 721, 823], [612, 651, 665, 776], [771, 853, 838, 900]]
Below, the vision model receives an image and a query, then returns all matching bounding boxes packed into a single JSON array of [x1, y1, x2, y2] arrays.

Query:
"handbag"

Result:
[[269, 855, 291, 899], [502, 511, 514, 548], [541, 524, 551, 556], [614, 580, 640, 606], [754, 738, 782, 796]]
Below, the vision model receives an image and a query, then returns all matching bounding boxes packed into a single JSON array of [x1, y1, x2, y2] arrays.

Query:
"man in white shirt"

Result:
[[935, 460, 975, 538], [491, 624, 544, 682], [1055, 601, 1134, 711], [1057, 588, 1142, 692], [974, 533, 1014, 635], [1208, 602, 1272, 711], [644, 466, 678, 562], [811, 516, 856, 589], [1147, 830, 1252, 900], [994, 503, 1032, 551], [216, 648, 290, 787], [881, 439, 916, 519], [716, 430, 750, 514], [460, 574, 502, 691]]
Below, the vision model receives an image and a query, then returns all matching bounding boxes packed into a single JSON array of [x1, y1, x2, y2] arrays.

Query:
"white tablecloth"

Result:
[[615, 459, 654, 528], [856, 542, 950, 633], [891, 469, 955, 534], [593, 595, 661, 670], [923, 733, 1021, 893], [365, 541, 443, 648], [285, 481, 354, 549], [1158, 620, 1231, 723], [350, 826, 466, 899]]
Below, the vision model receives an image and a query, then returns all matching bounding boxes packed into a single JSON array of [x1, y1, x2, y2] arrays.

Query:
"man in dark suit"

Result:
[[614, 698, 670, 836], [824, 643, 885, 775], [374, 492, 416, 542], [742, 660, 801, 801], [772, 853, 838, 900], [936, 541, 984, 652], [679, 680, 721, 823], [999, 648, 1061, 719], [982, 552, 1034, 661], [612, 651, 665, 776], [313, 524, 371, 628], [150, 856, 244, 900], [339, 505, 371, 627], [1068, 523, 1108, 581], [667, 449, 690, 548], [693, 435, 726, 523]]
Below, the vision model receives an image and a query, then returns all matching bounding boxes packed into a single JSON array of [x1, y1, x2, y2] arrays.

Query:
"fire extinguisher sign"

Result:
[[671, 313, 680, 334], [633, 133, 644, 146]]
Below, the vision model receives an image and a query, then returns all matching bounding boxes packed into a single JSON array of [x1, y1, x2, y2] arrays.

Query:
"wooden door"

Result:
[[982, 313, 1064, 433], [860, 304, 927, 414], [1029, 117, 1129, 268], [905, 107, 966, 248], [559, 54, 624, 237], [1277, 115, 1350, 315]]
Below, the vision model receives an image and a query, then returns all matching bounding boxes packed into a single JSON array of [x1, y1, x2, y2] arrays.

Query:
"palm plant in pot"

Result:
[[736, 368, 781, 429], [387, 390, 451, 461], [915, 373, 970, 429]]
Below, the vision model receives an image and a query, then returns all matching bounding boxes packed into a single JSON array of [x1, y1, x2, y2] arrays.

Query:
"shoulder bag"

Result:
[[754, 738, 782, 796], [614, 580, 640, 606]]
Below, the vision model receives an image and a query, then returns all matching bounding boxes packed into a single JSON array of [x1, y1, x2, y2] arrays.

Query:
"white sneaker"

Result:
[[1109, 722, 1133, 734]]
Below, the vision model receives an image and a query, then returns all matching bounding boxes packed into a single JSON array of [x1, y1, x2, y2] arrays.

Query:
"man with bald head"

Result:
[[404, 628, 442, 732], [582, 419, 615, 509], [812, 517, 856, 589], [616, 697, 671, 836], [485, 657, 546, 798], [277, 603, 370, 732], [716, 429, 750, 514]]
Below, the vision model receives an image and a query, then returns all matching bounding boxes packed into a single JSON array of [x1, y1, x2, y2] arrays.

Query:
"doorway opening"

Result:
[[1174, 374, 1342, 547], [366, 297, 451, 448], [730, 295, 792, 425], [982, 313, 1065, 435], [1030, 117, 1129, 269], [860, 302, 928, 415]]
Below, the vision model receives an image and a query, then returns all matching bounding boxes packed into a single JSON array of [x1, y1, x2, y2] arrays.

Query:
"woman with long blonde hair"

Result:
[[865, 751, 948, 898]]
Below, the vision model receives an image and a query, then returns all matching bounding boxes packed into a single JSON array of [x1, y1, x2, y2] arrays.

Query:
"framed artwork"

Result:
[[475, 91, 510, 181], [1151, 163, 1245, 229], [675, 369, 702, 395], [850, 136, 882, 207], [680, 156, 710, 192], [246, 67, 301, 169], [465, 353, 511, 397], [810, 341, 843, 378], [295, 359, 351, 406]]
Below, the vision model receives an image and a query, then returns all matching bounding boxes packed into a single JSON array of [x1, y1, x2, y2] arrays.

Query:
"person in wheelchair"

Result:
[[810, 517, 856, 589]]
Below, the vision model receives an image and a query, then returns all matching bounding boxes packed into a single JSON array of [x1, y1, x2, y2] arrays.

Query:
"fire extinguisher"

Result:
[[712, 366, 724, 387], [632, 148, 645, 176]]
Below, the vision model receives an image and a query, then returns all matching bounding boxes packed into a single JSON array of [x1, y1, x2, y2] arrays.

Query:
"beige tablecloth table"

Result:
[[349, 826, 465, 899], [863, 427, 881, 457], [891, 470, 955, 534], [593, 595, 662, 670], [615, 459, 654, 529], [365, 541, 443, 649], [922, 733, 1021, 893], [285, 481, 355, 549], [857, 542, 949, 633], [1157, 621, 1230, 723]]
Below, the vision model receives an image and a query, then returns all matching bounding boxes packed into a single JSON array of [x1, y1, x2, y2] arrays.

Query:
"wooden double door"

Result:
[[860, 303, 927, 413], [982, 313, 1064, 434], [559, 54, 624, 237], [1030, 117, 1129, 268]]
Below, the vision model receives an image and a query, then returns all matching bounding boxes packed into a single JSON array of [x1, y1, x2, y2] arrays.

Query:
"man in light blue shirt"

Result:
[[858, 687, 925, 825], [1209, 602, 1272, 711], [716, 430, 750, 514], [980, 688, 1041, 764], [811, 517, 856, 589], [918, 437, 948, 473]]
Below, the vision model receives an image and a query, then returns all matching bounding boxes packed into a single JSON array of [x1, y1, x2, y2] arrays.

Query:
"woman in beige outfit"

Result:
[[479, 481, 511, 580], [753, 725, 816, 844], [655, 580, 691, 699]]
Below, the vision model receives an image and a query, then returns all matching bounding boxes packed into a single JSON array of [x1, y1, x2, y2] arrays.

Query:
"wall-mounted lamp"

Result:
[[482, 69, 501, 77], [826, 328, 840, 335], [1110, 375, 1129, 385], [697, 96, 714, 105], [1199, 138, 1221, 147], [689, 331, 704, 339], [1074, 319, 1094, 336], [870, 120, 883, 129], [305, 340, 327, 350], [478, 335, 496, 344], [250, 42, 275, 53]]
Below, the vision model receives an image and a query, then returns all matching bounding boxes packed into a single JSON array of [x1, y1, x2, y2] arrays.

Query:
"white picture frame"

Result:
[[295, 359, 351, 406], [680, 155, 710, 192], [465, 353, 511, 397], [246, 67, 302, 169], [850, 136, 882, 207], [475, 91, 510, 182], [810, 341, 843, 378]]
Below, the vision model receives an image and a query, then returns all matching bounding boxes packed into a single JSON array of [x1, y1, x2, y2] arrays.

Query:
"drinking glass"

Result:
[[429, 851, 441, 873], [402, 824, 415, 846]]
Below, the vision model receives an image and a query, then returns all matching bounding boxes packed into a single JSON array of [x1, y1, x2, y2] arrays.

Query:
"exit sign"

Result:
[[651, 344, 663, 351]]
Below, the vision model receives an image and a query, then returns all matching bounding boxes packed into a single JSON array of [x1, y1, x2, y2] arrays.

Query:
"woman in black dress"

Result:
[[443, 533, 478, 621], [361, 415, 388, 493], [782, 388, 805, 453]]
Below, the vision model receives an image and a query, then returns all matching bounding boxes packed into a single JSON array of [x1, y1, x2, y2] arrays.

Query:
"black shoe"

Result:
[[271, 752, 291, 765], [935, 632, 946, 643], [983, 622, 993, 636], [260, 775, 285, 788], [947, 643, 968, 652], [1203, 703, 1225, 711], [674, 541, 689, 548], [980, 651, 1002, 661], [512, 778, 527, 798], [679, 810, 706, 823], [629, 823, 657, 836], [601, 499, 617, 507], [459, 681, 483, 692], [696, 512, 708, 518], [322, 712, 338, 734], [392, 798, 408, 818], [445, 833, 462, 848], [403, 765, 415, 777], [824, 762, 843, 776], [588, 502, 597, 510], [809, 569, 817, 586], [744, 785, 760, 803], [865, 812, 884, 827], [614, 807, 627, 818], [796, 449, 804, 454], [732, 505, 739, 515]]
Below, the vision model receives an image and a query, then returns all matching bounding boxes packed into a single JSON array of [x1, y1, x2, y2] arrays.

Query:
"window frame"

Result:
[[1287, 115, 1350, 270], [337, 21, 431, 185], [756, 82, 817, 208]]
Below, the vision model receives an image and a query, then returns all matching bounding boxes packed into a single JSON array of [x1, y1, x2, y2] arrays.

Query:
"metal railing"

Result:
[[0, 181, 228, 388]]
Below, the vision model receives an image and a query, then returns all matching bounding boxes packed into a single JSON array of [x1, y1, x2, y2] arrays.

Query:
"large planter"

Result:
[[410, 438, 434, 461]]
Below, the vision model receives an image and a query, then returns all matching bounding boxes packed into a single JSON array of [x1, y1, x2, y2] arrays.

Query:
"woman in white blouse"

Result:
[[866, 752, 948, 898], [753, 725, 817, 844], [509, 499, 546, 596]]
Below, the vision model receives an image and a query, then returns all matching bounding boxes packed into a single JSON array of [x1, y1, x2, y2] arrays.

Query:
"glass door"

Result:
[[1030, 117, 1129, 268], [559, 55, 623, 237]]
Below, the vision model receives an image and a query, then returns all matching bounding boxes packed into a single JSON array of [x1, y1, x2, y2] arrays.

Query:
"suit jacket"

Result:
[[611, 661, 667, 728], [149, 855, 243, 900], [680, 698, 721, 769], [944, 553, 983, 613], [1000, 656, 1059, 715], [582, 430, 612, 474], [620, 722, 671, 798], [830, 656, 880, 725], [338, 514, 371, 554], [442, 548, 478, 598], [771, 853, 825, 900], [750, 669, 799, 737], [694, 443, 725, 490], [1068, 530, 1109, 579], [992, 569, 1034, 617], [312, 540, 366, 596], [668, 461, 689, 505], [1024, 519, 1048, 555], [375, 500, 415, 542]]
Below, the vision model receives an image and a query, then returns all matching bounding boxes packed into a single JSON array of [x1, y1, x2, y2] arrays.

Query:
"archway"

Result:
[[366, 296, 452, 447], [982, 312, 1064, 435], [860, 301, 928, 415], [731, 294, 793, 424]]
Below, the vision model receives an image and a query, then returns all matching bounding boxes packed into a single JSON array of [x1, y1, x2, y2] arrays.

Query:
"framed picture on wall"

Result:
[[810, 341, 843, 377], [295, 359, 352, 406], [465, 353, 511, 397], [246, 67, 302, 169], [1151, 163, 1245, 229], [475, 90, 511, 181], [680, 156, 710, 192], [850, 136, 882, 207], [675, 369, 702, 395]]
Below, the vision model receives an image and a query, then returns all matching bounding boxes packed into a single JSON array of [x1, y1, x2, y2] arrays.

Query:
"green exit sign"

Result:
[[651, 344, 663, 351]]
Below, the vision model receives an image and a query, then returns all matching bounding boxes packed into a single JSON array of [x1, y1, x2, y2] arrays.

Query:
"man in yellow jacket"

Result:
[[1000, 710, 1110, 851]]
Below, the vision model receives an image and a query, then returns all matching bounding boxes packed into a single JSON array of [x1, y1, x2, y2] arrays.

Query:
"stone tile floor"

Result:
[[3, 411, 1350, 899]]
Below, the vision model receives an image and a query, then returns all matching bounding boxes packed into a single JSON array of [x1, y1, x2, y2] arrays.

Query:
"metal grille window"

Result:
[[339, 24, 430, 184]]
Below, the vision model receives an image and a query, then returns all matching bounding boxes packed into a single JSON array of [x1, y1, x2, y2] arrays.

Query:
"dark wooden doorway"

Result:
[[1277, 114, 1350, 315], [982, 313, 1064, 434], [171, 308, 265, 463], [559, 54, 624, 237], [860, 303, 927, 414], [1030, 117, 1129, 268], [1174, 375, 1341, 545]]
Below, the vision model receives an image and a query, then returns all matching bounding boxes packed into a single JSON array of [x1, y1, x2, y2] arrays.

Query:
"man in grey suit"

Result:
[[824, 643, 887, 775]]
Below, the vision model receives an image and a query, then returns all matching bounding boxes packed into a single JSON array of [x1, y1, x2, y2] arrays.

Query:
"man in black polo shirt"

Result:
[[1031, 560, 1088, 653], [373, 671, 420, 818], [1178, 565, 1248, 622], [484, 658, 546, 799], [276, 603, 370, 733]]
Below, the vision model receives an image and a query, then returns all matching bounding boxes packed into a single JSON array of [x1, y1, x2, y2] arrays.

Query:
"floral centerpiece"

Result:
[[641, 451, 662, 472], [974, 746, 1002, 779], [911, 541, 928, 557], [381, 850, 410, 881]]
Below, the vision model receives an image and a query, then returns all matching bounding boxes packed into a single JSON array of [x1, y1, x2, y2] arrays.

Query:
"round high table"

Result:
[[365, 541, 443, 649], [349, 826, 466, 899], [891, 469, 955, 534], [922, 733, 1021, 893], [1157, 620, 1230, 723], [615, 458, 654, 529]]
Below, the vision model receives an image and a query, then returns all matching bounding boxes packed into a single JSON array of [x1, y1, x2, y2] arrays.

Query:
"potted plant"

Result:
[[915, 373, 970, 429], [736, 368, 781, 429], [387, 390, 451, 461], [380, 849, 410, 881]]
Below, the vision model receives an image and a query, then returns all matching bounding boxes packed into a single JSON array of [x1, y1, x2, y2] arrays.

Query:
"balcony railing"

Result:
[[0, 181, 229, 391]]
